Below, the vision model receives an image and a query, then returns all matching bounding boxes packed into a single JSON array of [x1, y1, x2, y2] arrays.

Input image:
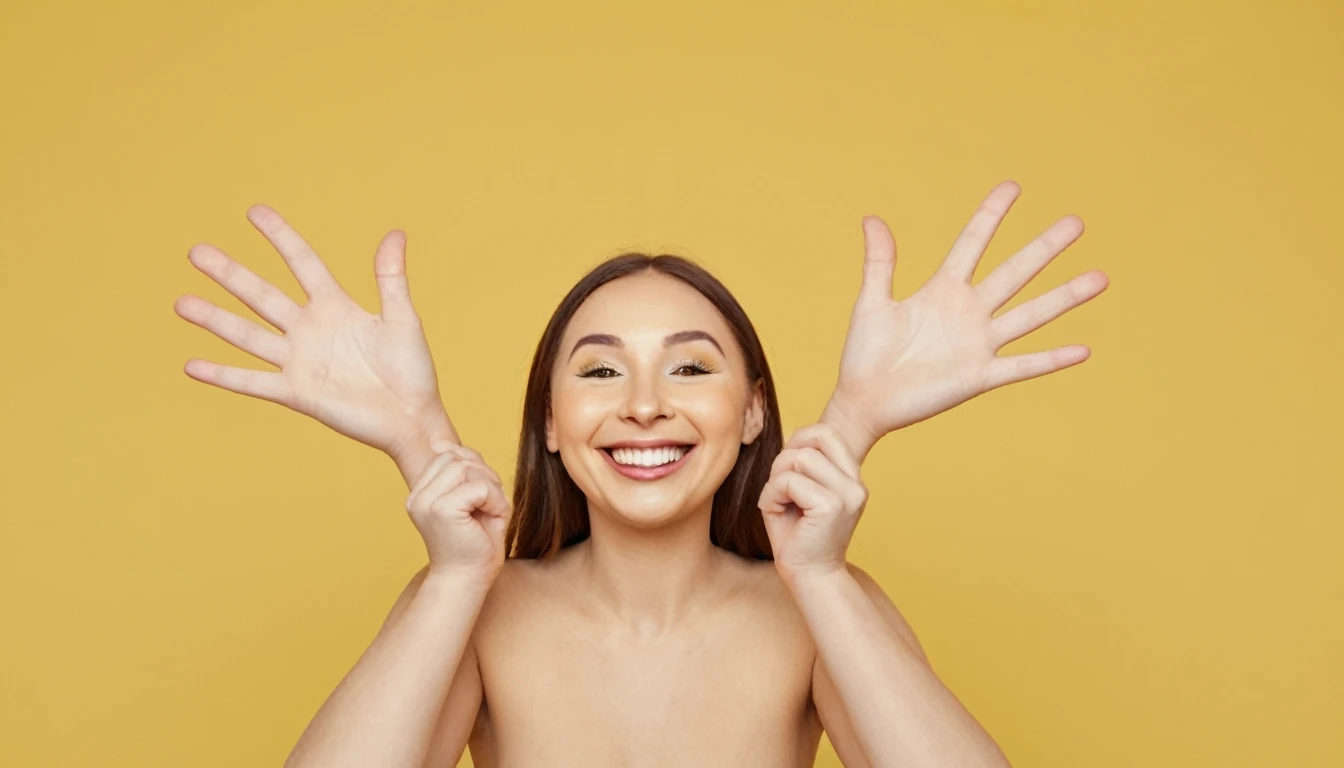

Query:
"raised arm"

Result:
[[779, 181, 1109, 765], [285, 442, 509, 768], [174, 205, 457, 488]]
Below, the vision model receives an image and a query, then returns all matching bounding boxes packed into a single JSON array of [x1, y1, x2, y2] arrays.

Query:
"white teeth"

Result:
[[610, 445, 688, 467]]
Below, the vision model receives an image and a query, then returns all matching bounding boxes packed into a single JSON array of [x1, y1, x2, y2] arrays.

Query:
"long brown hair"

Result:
[[505, 253, 782, 561]]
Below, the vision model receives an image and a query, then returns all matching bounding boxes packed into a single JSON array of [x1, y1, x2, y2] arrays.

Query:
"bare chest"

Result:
[[468, 601, 820, 767]]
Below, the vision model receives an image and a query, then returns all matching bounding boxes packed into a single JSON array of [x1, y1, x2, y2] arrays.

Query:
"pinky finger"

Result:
[[984, 345, 1091, 391], [183, 359, 291, 405]]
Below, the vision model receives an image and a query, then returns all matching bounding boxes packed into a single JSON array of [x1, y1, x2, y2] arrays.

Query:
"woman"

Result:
[[174, 180, 1107, 766]]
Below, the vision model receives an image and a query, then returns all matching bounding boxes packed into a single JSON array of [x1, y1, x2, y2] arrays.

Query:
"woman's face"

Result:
[[546, 271, 764, 527]]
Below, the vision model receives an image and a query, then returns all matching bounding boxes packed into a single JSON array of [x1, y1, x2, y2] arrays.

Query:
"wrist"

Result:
[[388, 405, 458, 487], [389, 403, 458, 460], [820, 391, 878, 463], [777, 560, 851, 595], [423, 563, 498, 596]]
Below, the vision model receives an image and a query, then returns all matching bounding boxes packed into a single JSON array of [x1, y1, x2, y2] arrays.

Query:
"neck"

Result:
[[575, 498, 723, 634]]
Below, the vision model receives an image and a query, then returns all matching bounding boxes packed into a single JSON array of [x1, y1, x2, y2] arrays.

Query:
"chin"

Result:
[[600, 492, 703, 529]]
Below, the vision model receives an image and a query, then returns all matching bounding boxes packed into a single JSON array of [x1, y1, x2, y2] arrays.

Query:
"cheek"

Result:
[[675, 382, 748, 439], [551, 385, 616, 442]]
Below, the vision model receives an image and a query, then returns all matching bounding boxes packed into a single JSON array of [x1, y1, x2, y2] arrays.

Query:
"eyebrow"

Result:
[[567, 330, 725, 361]]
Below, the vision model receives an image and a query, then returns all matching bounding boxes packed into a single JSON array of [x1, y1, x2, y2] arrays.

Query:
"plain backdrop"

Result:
[[1, 1, 1340, 765]]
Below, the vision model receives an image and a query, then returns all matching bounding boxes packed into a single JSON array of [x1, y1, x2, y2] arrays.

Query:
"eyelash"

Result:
[[577, 358, 718, 378]]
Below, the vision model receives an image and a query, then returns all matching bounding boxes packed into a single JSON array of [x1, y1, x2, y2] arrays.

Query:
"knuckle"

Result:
[[432, 459, 459, 484], [449, 462, 475, 486], [406, 494, 428, 516], [459, 479, 488, 496], [796, 447, 826, 471], [1066, 273, 1089, 303], [848, 487, 868, 510], [195, 298, 219, 323], [218, 254, 240, 282], [425, 495, 453, 517]]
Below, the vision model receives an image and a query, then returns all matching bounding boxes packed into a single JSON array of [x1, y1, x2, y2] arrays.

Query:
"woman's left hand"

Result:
[[758, 423, 868, 584], [823, 180, 1109, 459]]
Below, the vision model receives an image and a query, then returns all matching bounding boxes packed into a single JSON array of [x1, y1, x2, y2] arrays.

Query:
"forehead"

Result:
[[561, 271, 737, 351]]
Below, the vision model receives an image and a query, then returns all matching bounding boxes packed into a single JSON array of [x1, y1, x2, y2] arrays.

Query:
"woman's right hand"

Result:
[[405, 441, 512, 583], [174, 204, 459, 462]]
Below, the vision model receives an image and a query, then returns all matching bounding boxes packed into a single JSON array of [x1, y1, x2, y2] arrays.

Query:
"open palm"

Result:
[[173, 205, 457, 456], [830, 181, 1109, 445]]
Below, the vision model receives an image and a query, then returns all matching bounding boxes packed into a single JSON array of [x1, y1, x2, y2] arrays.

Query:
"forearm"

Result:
[[285, 570, 489, 768], [788, 571, 1009, 768]]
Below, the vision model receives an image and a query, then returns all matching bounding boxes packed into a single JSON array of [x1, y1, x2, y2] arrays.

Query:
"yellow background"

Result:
[[2, 0, 1340, 765]]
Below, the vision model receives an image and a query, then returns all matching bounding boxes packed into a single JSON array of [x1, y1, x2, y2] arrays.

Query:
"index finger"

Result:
[[407, 450, 456, 503], [432, 442, 505, 488], [783, 424, 860, 480], [245, 204, 346, 300]]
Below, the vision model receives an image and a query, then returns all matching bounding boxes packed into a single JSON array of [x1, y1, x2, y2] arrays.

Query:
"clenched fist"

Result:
[[404, 441, 512, 584]]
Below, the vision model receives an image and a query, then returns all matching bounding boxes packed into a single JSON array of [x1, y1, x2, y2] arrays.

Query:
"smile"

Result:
[[599, 444, 697, 481]]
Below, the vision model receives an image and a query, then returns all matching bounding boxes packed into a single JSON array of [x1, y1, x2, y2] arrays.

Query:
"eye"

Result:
[[577, 361, 620, 379], [672, 358, 717, 376]]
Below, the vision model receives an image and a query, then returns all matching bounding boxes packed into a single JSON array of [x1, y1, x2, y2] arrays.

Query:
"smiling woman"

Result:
[[175, 180, 1105, 767], [512, 254, 782, 560]]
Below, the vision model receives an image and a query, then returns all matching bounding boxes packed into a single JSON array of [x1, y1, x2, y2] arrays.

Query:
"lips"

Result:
[[599, 444, 697, 481]]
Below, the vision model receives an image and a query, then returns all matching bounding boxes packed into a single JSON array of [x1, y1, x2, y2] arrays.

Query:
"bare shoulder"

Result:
[[475, 558, 545, 628], [713, 555, 821, 726], [725, 559, 929, 666], [716, 555, 816, 644], [472, 552, 583, 645], [378, 558, 551, 638]]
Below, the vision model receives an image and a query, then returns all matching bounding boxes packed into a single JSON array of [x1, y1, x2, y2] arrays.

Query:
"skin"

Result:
[[175, 180, 1107, 766], [453, 271, 823, 764]]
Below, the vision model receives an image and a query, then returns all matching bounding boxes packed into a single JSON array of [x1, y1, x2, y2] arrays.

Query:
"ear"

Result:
[[741, 379, 766, 445], [545, 401, 559, 453]]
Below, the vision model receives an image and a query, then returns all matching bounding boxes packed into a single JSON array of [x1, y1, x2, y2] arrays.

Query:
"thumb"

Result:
[[374, 229, 419, 324], [857, 215, 896, 308]]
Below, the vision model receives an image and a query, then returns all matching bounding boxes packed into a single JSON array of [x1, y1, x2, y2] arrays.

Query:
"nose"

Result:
[[618, 368, 673, 426]]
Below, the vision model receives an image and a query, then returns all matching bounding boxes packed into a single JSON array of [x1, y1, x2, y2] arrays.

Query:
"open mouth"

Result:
[[599, 444, 697, 480]]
